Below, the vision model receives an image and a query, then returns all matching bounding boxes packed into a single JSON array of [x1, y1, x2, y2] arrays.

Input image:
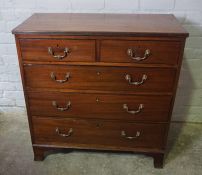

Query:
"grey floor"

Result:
[[0, 112, 202, 175]]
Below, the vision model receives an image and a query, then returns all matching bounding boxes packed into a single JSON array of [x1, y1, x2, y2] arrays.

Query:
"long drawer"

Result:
[[24, 65, 176, 93], [20, 39, 96, 62], [100, 40, 181, 65], [32, 117, 167, 149], [28, 91, 172, 122]]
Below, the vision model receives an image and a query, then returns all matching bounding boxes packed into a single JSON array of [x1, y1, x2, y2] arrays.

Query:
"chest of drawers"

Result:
[[12, 13, 188, 168]]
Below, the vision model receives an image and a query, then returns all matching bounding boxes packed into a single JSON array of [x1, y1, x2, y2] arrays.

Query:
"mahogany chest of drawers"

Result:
[[12, 13, 188, 168]]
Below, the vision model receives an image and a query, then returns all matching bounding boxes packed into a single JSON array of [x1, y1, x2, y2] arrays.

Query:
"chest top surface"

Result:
[[12, 13, 188, 37]]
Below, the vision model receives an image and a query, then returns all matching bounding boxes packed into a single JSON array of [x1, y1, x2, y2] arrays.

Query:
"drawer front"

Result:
[[28, 91, 172, 122], [33, 117, 167, 149], [20, 39, 95, 62], [100, 40, 181, 65], [24, 65, 176, 93]]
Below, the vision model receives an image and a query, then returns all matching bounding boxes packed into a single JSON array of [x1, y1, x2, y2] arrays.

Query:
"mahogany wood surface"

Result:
[[24, 65, 176, 92], [32, 117, 167, 149], [20, 39, 96, 62], [12, 13, 188, 37], [28, 91, 172, 122], [100, 40, 181, 64], [13, 13, 188, 168]]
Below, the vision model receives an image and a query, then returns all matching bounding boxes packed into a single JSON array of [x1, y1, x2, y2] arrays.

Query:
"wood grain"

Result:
[[12, 13, 188, 37], [28, 91, 172, 122], [100, 40, 181, 65], [20, 39, 95, 62], [24, 65, 176, 93], [32, 117, 167, 149]]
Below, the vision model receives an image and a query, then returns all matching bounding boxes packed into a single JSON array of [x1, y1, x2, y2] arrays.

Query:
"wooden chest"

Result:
[[12, 13, 188, 168]]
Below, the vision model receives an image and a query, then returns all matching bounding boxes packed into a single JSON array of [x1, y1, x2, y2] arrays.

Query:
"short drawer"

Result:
[[24, 65, 176, 93], [20, 39, 95, 62], [28, 91, 172, 122], [100, 40, 181, 65], [33, 117, 167, 149]]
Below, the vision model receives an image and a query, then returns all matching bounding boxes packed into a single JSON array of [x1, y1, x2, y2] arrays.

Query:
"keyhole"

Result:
[[96, 123, 102, 128], [56, 44, 59, 48]]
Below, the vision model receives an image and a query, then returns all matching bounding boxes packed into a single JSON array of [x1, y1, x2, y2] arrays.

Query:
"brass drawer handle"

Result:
[[50, 72, 70, 83], [127, 48, 150, 61], [52, 101, 71, 111], [123, 104, 144, 114], [121, 131, 141, 140], [125, 74, 147, 85], [48, 47, 70, 60], [56, 127, 73, 137]]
